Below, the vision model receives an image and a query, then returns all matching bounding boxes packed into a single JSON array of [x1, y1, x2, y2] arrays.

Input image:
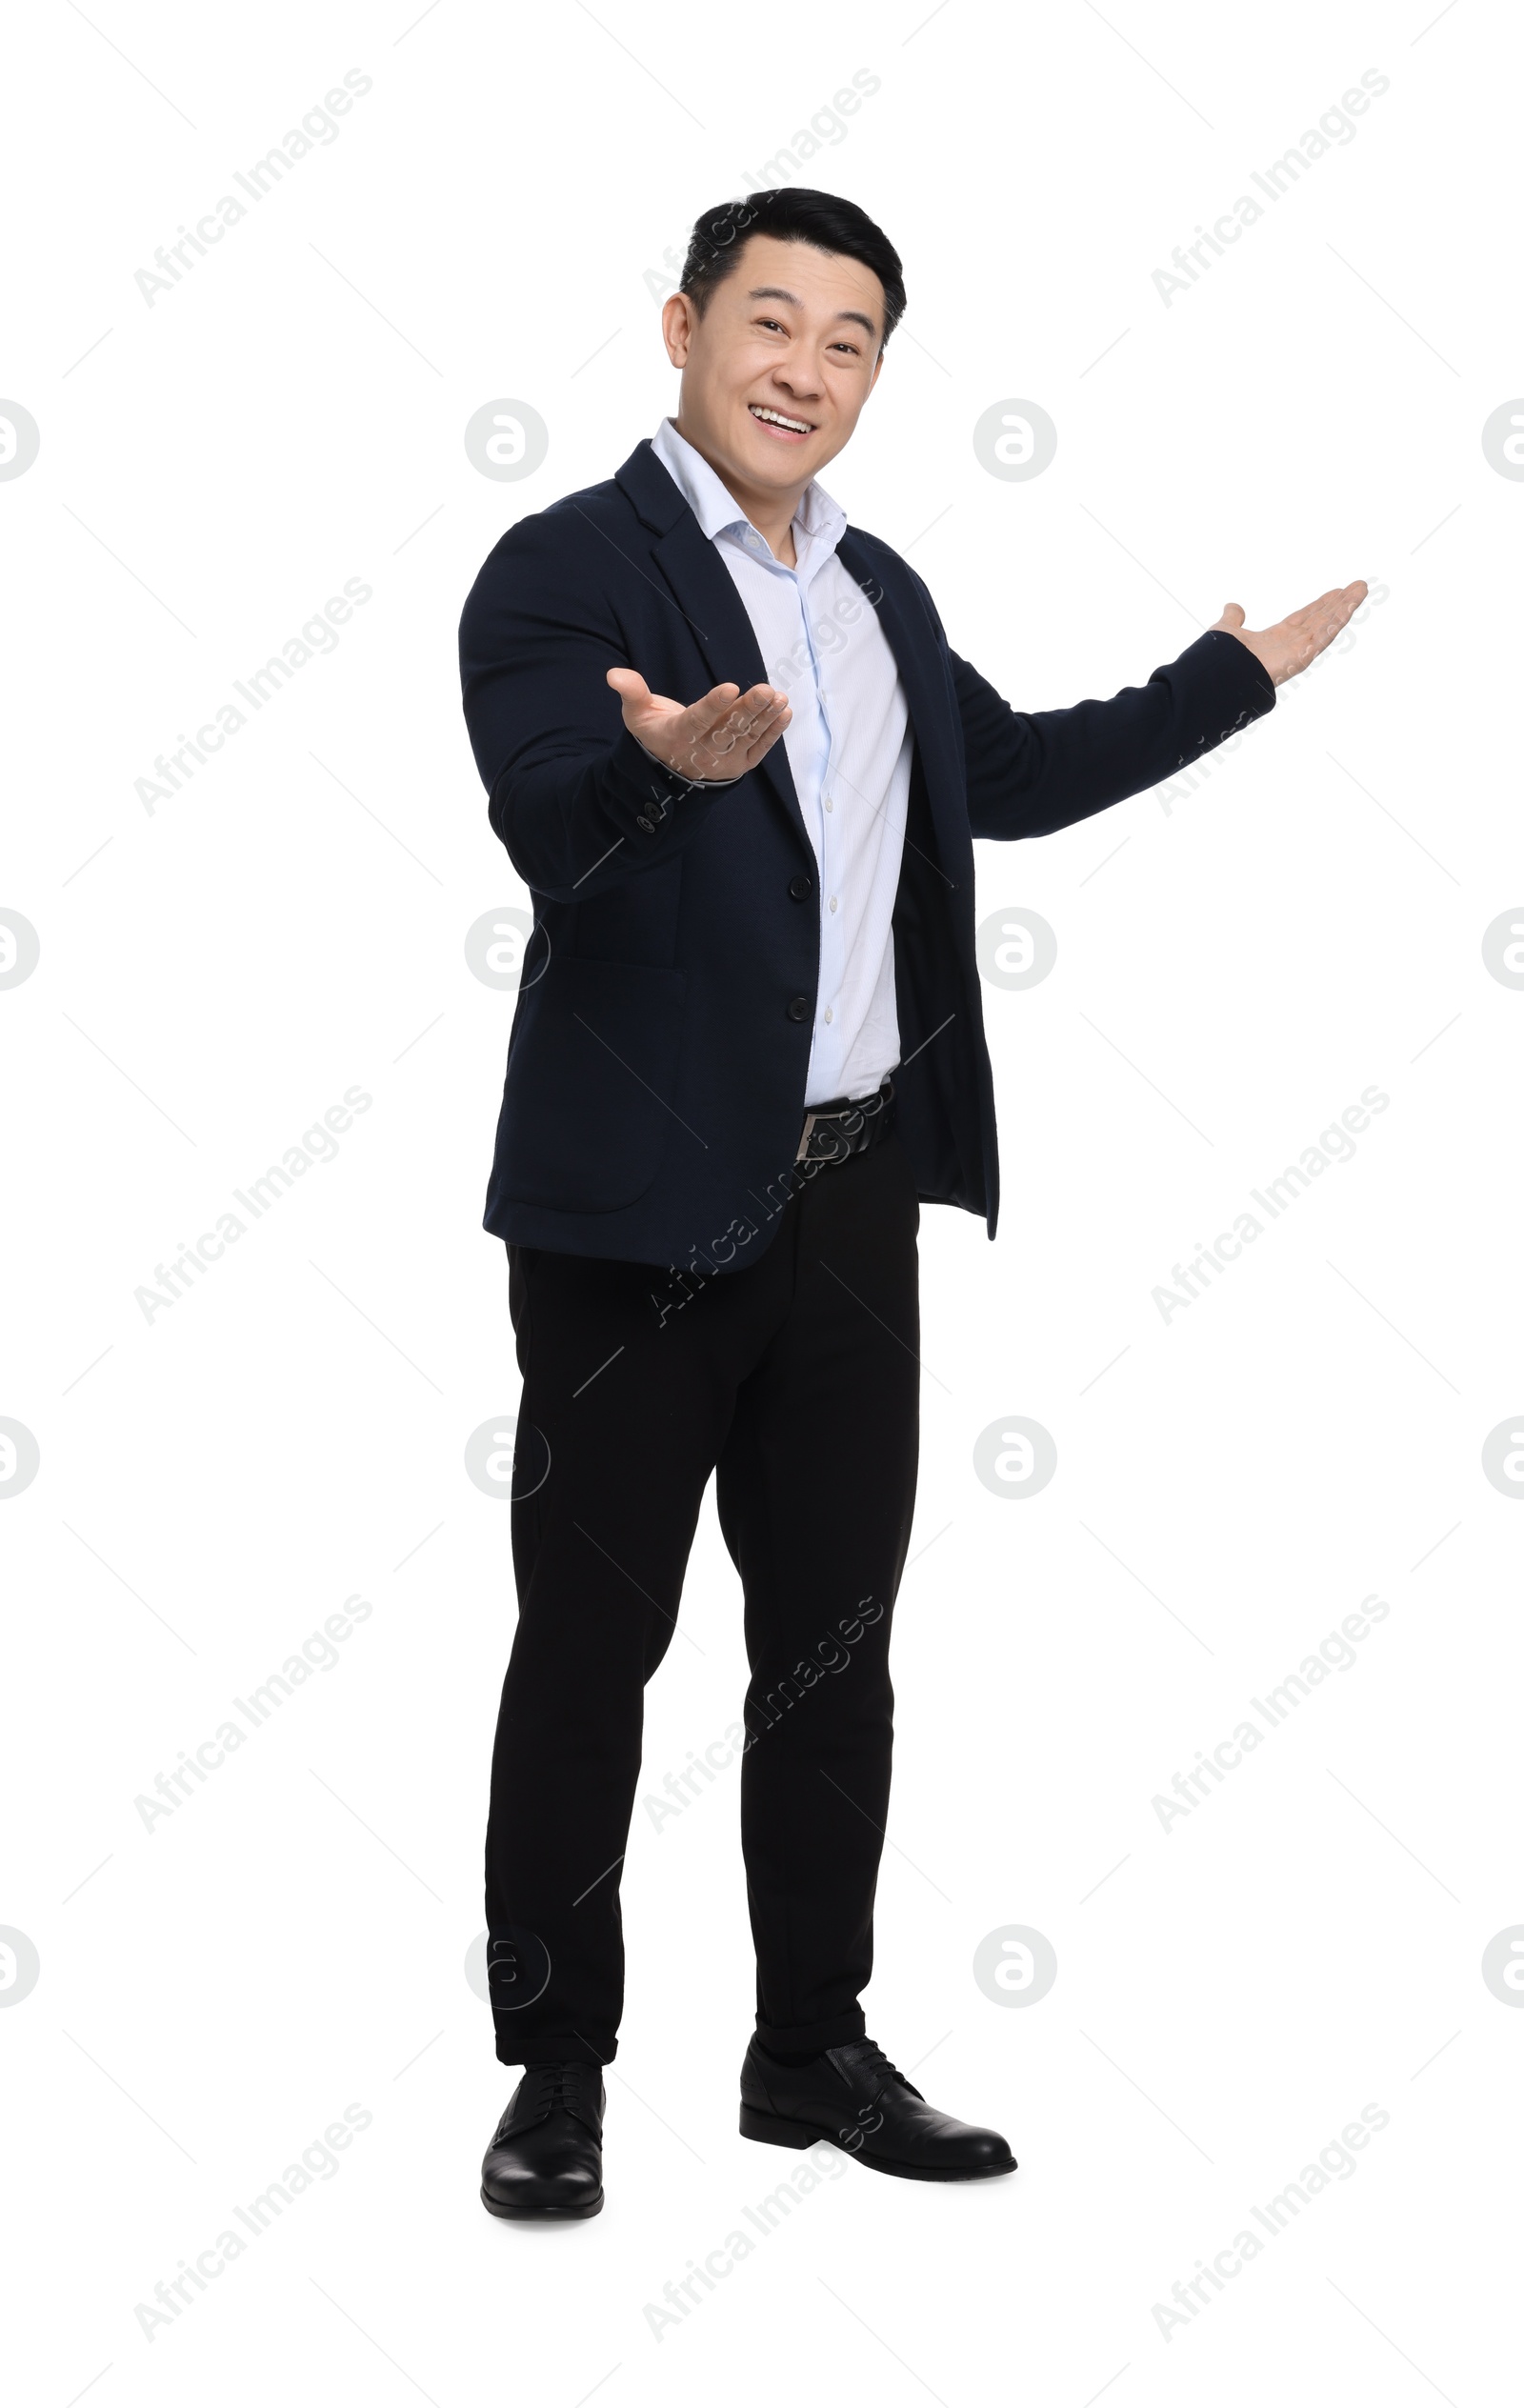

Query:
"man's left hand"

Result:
[[1211, 583, 1369, 686]]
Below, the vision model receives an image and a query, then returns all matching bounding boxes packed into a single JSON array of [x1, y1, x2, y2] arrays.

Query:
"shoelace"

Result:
[[845, 2040, 918, 2097], [498, 2060, 594, 2137], [531, 2060, 585, 2118], [514, 2060, 596, 2126]]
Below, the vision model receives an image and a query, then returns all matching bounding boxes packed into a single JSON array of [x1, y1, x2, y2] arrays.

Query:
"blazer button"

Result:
[[786, 994, 810, 1022], [789, 873, 812, 899], [635, 815, 655, 833]]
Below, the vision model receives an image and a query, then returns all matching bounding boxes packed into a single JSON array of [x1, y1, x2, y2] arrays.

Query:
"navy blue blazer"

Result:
[[458, 438, 1275, 1274]]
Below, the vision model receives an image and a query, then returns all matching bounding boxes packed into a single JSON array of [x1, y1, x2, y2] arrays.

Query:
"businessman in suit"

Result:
[[459, 187, 1365, 2218]]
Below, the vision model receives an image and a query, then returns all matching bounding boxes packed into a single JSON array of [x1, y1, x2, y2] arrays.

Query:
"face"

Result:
[[662, 233, 886, 502]]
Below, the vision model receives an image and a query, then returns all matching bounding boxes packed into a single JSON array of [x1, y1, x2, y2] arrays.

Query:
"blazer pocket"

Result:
[[495, 956, 689, 1213]]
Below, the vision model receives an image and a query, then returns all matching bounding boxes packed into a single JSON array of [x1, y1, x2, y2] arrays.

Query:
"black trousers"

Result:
[[484, 1118, 922, 2066]]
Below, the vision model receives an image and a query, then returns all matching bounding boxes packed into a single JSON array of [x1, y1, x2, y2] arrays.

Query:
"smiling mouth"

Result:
[[749, 403, 815, 439]]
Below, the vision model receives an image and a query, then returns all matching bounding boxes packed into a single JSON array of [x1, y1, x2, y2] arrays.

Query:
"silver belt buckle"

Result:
[[795, 1110, 819, 1165]]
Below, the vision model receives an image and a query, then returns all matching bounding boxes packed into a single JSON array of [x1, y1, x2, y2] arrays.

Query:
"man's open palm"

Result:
[[607, 667, 792, 785], [1212, 582, 1368, 686]]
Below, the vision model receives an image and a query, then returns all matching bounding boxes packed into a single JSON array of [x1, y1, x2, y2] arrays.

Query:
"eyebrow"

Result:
[[746, 285, 878, 339]]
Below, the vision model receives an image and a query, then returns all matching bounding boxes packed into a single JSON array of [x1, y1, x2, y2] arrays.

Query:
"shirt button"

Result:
[[829, 895, 838, 912], [824, 794, 833, 813], [824, 1006, 834, 1024], [786, 994, 810, 1022]]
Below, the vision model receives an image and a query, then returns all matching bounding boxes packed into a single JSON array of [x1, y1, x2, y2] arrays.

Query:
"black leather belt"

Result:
[[795, 1076, 895, 1166]]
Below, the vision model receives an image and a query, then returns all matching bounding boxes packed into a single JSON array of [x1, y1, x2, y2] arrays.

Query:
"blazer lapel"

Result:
[[612, 444, 966, 876], [616, 442, 809, 853], [835, 529, 962, 890]]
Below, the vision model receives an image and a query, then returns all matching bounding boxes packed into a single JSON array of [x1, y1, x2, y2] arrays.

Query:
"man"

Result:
[[458, 188, 1364, 2220]]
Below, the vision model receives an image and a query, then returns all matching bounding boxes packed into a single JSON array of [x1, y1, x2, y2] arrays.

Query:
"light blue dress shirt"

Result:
[[650, 416, 912, 1107]]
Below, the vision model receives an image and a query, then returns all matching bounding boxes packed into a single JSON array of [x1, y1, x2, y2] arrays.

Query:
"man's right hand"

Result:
[[606, 667, 792, 786]]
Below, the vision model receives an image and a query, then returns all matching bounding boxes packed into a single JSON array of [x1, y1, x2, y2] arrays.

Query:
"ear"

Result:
[[868, 350, 885, 395], [662, 290, 697, 369]]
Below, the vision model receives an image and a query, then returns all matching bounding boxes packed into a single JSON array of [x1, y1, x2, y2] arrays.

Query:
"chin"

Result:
[[739, 428, 819, 475], [748, 452, 811, 484]]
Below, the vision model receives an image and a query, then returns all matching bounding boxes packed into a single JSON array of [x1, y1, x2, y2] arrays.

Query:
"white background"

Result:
[[3, 1, 1521, 2400]]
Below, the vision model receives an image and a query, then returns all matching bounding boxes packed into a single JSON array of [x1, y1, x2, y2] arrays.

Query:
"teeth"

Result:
[[751, 405, 812, 433]]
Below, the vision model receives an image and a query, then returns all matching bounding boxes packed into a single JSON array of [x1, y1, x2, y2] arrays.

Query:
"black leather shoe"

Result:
[[480, 2061, 605, 2219], [739, 2037, 1016, 2182]]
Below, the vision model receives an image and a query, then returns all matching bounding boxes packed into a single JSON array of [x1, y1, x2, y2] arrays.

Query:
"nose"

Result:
[[772, 352, 822, 404]]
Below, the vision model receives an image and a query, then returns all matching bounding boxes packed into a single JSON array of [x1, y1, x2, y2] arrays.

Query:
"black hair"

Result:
[[678, 188, 906, 350]]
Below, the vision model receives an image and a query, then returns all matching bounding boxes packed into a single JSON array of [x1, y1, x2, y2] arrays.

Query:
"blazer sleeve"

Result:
[[949, 627, 1277, 843], [458, 509, 733, 901]]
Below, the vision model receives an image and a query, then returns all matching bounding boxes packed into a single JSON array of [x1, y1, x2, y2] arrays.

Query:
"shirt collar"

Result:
[[651, 415, 847, 570]]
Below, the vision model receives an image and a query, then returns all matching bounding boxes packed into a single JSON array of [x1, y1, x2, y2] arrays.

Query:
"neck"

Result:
[[672, 413, 803, 566]]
